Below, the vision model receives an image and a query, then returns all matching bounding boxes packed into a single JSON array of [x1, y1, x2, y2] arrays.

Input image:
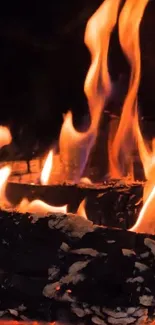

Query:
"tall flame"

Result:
[[109, 0, 149, 179], [40, 150, 53, 185], [59, 0, 122, 182]]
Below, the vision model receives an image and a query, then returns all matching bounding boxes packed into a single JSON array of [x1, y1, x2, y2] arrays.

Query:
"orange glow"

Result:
[[0, 322, 56, 325], [77, 198, 87, 219], [109, 0, 149, 179], [58, 0, 122, 182], [130, 185, 155, 234], [0, 126, 12, 148], [80, 177, 92, 185], [40, 150, 53, 185], [17, 198, 67, 217], [0, 165, 11, 208]]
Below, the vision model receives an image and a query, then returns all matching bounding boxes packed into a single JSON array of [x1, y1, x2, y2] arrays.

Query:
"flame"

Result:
[[40, 150, 53, 185], [17, 198, 67, 217], [0, 165, 11, 208], [109, 0, 149, 179], [59, 0, 122, 182], [0, 126, 12, 148], [80, 177, 92, 185], [77, 198, 87, 219], [0, 322, 56, 325]]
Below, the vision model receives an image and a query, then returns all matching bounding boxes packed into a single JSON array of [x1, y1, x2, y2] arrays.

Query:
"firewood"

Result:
[[6, 180, 143, 229], [0, 210, 154, 324]]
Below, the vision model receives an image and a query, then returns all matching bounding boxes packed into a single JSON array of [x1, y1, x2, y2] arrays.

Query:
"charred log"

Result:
[[0, 210, 154, 324], [6, 180, 143, 229]]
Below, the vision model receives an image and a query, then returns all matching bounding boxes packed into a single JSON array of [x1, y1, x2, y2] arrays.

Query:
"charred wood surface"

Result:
[[6, 180, 143, 229], [0, 210, 154, 324]]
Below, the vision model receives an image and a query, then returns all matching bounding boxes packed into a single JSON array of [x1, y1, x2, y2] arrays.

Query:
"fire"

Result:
[[0, 0, 154, 235], [17, 198, 67, 217], [0, 165, 11, 208], [77, 198, 87, 219], [40, 150, 53, 185], [58, 0, 122, 182], [109, 0, 149, 179], [0, 322, 56, 325], [0, 126, 12, 148]]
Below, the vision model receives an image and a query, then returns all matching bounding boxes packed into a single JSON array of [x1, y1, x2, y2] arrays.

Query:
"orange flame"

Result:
[[109, 0, 149, 179], [0, 165, 11, 208], [0, 126, 12, 148], [77, 198, 87, 219], [17, 198, 67, 217], [59, 0, 122, 182], [40, 150, 53, 185], [0, 322, 56, 325]]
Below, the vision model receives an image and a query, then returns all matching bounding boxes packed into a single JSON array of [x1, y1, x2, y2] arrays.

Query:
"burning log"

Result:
[[5, 180, 143, 229], [0, 210, 154, 324]]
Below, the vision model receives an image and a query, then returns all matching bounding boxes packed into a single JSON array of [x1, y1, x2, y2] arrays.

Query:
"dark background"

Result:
[[0, 0, 154, 158]]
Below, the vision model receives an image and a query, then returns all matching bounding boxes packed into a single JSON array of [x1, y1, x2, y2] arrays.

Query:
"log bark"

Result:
[[0, 210, 154, 324], [6, 180, 143, 229]]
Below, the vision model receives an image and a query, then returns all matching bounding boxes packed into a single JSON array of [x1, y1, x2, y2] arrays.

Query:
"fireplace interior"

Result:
[[0, 0, 155, 324]]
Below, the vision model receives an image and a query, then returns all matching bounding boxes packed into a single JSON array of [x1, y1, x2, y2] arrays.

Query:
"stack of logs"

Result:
[[0, 210, 154, 324]]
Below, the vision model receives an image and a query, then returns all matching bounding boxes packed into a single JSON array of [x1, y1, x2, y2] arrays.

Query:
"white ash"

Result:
[[17, 304, 27, 312], [60, 292, 75, 302], [48, 266, 60, 280], [0, 311, 6, 317], [60, 242, 70, 252], [135, 262, 148, 272], [107, 240, 115, 244], [91, 306, 104, 317], [140, 251, 149, 258], [139, 295, 154, 306], [69, 260, 89, 273], [127, 307, 137, 314], [145, 287, 151, 293], [43, 281, 59, 298], [122, 249, 136, 256], [137, 286, 141, 292], [107, 316, 136, 324], [43, 260, 89, 298], [20, 315, 30, 321], [71, 248, 99, 257], [8, 309, 18, 316], [144, 238, 155, 256], [126, 276, 144, 283], [92, 316, 106, 325], [102, 308, 127, 318], [71, 305, 86, 318], [133, 308, 147, 317], [48, 213, 94, 238]]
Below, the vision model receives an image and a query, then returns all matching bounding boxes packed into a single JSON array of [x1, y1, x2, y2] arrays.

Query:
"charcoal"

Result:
[[0, 210, 154, 324]]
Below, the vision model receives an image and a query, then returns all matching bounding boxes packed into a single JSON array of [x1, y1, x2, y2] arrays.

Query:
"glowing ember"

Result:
[[77, 198, 87, 219], [40, 150, 53, 185]]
